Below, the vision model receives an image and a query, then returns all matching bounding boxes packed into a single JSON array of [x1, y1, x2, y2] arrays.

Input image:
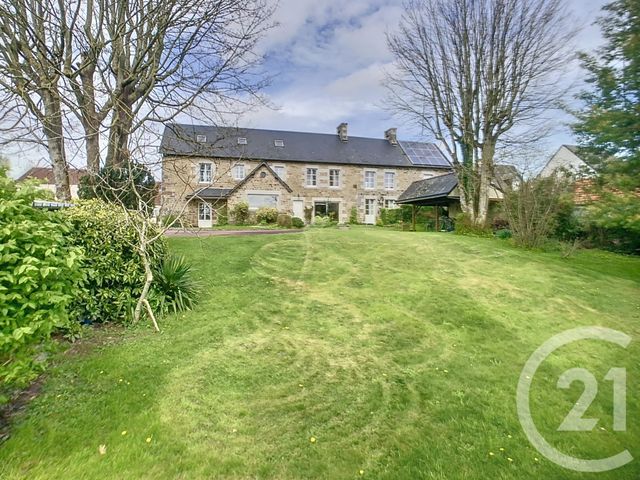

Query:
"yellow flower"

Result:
[[121, 431, 127, 436], [507, 458, 513, 462], [507, 434, 512, 438], [359, 470, 364, 475], [146, 437, 152, 443], [534, 457, 539, 462], [310, 436, 316, 443], [489, 452, 494, 456], [299, 384, 304, 388]]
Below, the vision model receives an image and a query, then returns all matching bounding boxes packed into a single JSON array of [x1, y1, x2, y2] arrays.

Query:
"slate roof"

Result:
[[161, 124, 452, 170], [186, 188, 232, 200], [397, 173, 459, 203]]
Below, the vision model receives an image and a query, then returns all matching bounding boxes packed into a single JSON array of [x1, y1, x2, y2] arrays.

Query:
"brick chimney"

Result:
[[337, 122, 348, 142], [385, 128, 398, 146]]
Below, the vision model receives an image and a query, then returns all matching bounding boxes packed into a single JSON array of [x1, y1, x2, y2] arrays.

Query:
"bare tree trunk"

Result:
[[42, 90, 71, 201], [476, 141, 496, 226], [106, 97, 134, 167], [78, 67, 103, 176]]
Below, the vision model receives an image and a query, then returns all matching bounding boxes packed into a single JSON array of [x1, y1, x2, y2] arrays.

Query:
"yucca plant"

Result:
[[152, 255, 201, 314]]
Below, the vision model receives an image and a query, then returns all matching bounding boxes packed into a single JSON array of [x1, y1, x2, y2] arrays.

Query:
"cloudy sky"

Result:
[[245, 0, 609, 144], [8, 0, 610, 177]]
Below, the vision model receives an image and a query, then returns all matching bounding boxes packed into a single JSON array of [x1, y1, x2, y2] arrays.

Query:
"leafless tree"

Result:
[[0, 0, 273, 197], [502, 173, 571, 248], [0, 0, 72, 199], [386, 0, 577, 226]]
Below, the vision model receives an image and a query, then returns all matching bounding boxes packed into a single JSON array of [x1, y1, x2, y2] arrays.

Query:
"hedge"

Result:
[[0, 171, 84, 393], [62, 200, 166, 324]]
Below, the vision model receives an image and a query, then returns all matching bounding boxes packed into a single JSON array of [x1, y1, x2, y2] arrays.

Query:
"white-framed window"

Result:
[[238, 137, 247, 145], [384, 172, 395, 190], [306, 168, 318, 187], [329, 169, 340, 187], [364, 170, 376, 189], [198, 202, 212, 220], [365, 198, 376, 215], [198, 162, 212, 183], [273, 165, 286, 180], [247, 193, 278, 210], [384, 199, 398, 209], [232, 164, 245, 180], [196, 134, 207, 143], [274, 139, 284, 147]]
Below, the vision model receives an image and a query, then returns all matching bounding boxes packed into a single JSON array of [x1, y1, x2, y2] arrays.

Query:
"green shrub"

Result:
[[349, 206, 359, 224], [379, 208, 405, 225], [231, 202, 250, 225], [292, 217, 305, 228], [161, 213, 182, 228], [216, 206, 228, 226], [454, 213, 493, 237], [151, 255, 200, 315], [79, 162, 156, 212], [256, 207, 278, 224], [0, 171, 84, 393], [553, 195, 584, 242], [277, 213, 293, 228], [495, 229, 513, 239], [582, 192, 640, 254], [62, 200, 166, 324], [312, 215, 336, 228]]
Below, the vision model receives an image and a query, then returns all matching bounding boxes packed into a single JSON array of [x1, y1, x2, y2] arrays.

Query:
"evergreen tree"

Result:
[[574, 0, 640, 187]]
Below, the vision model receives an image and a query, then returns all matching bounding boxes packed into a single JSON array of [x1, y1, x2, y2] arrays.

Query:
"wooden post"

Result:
[[411, 205, 416, 231], [435, 206, 440, 232]]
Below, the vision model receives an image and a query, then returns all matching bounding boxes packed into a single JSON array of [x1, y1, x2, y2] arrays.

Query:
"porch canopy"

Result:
[[396, 173, 459, 230], [186, 188, 232, 201], [396, 173, 459, 206]]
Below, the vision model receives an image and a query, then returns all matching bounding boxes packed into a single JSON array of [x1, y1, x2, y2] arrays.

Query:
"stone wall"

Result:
[[162, 155, 451, 225]]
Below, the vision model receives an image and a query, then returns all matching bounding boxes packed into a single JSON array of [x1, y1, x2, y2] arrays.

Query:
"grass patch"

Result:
[[0, 230, 639, 479]]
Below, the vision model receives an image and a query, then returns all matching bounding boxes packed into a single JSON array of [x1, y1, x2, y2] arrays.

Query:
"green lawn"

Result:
[[1, 229, 639, 479]]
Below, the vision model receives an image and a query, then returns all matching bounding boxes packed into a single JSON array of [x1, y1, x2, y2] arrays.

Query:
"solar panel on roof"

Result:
[[400, 141, 449, 167]]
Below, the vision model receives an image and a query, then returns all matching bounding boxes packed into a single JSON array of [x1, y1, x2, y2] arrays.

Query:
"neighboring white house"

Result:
[[539, 145, 596, 178], [16, 167, 86, 199]]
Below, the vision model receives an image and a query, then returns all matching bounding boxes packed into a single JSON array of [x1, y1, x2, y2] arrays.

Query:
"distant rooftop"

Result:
[[17, 167, 87, 184], [160, 124, 453, 170]]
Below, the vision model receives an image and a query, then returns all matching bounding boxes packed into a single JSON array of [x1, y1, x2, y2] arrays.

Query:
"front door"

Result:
[[198, 202, 212, 228], [364, 198, 376, 224], [292, 199, 304, 219]]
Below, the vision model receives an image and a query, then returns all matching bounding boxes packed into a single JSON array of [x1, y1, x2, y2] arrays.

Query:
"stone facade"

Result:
[[162, 155, 450, 226]]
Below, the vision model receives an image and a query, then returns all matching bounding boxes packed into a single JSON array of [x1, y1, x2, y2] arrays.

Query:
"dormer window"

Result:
[[274, 139, 284, 147], [238, 137, 247, 145], [196, 134, 207, 143]]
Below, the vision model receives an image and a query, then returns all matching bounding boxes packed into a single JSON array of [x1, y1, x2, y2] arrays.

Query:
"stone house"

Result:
[[160, 123, 453, 226]]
